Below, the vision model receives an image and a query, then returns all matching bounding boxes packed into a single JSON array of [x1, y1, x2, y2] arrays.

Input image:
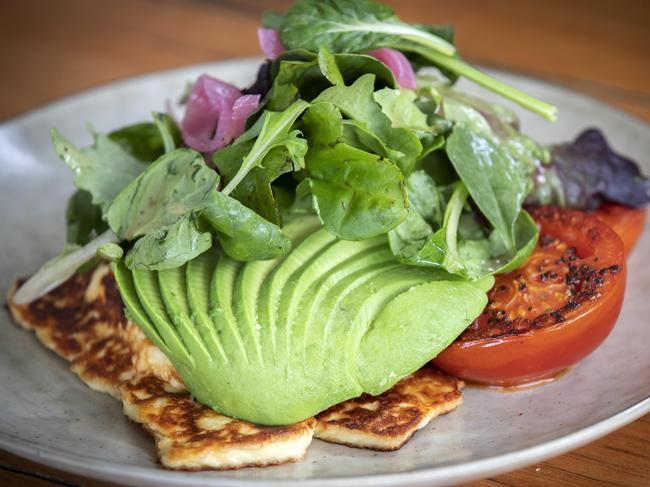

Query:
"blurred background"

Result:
[[1, 0, 649, 121]]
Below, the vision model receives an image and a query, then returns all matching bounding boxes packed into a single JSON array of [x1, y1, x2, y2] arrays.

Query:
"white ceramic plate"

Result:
[[1, 59, 648, 487]]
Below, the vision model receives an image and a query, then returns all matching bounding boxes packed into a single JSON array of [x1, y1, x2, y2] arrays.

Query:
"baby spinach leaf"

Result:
[[373, 87, 429, 131], [306, 143, 407, 240], [314, 74, 422, 174], [276, 0, 556, 119], [65, 189, 108, 245], [106, 149, 218, 240], [125, 214, 212, 270], [222, 100, 310, 196], [280, 179, 316, 222], [332, 53, 396, 88], [301, 101, 344, 145], [202, 191, 291, 261], [314, 73, 382, 128], [406, 170, 444, 226], [301, 101, 408, 239], [318, 47, 345, 86], [445, 125, 527, 252], [342, 119, 403, 162], [389, 177, 537, 279], [267, 58, 320, 111], [278, 0, 455, 56], [441, 88, 548, 178], [214, 141, 298, 225], [488, 210, 539, 274], [267, 49, 396, 112]]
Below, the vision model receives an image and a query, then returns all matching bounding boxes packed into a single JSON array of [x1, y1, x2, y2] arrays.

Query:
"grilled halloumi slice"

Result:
[[121, 374, 315, 470], [9, 265, 133, 397], [315, 368, 463, 451], [8, 266, 464, 469]]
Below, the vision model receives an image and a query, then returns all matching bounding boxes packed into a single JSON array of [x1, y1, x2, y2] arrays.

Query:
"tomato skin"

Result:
[[433, 206, 626, 386], [592, 203, 646, 255]]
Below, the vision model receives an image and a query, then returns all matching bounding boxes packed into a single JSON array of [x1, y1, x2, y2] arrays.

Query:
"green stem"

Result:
[[400, 44, 558, 121], [332, 22, 456, 56], [12, 229, 120, 305], [443, 182, 469, 260]]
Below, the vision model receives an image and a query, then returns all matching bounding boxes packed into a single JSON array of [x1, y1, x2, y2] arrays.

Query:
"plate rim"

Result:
[[1, 58, 649, 486], [1, 396, 648, 486]]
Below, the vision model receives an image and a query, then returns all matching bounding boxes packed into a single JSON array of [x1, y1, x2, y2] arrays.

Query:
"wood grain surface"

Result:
[[0, 0, 648, 486]]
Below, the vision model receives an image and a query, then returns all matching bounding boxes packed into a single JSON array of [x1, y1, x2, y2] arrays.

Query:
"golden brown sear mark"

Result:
[[121, 374, 315, 470], [315, 368, 463, 451]]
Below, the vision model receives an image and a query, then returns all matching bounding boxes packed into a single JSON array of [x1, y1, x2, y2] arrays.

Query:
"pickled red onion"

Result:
[[181, 75, 259, 153], [367, 48, 417, 90], [257, 28, 284, 60]]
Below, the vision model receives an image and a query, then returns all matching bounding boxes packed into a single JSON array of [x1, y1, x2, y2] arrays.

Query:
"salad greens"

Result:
[[13, 0, 650, 426], [12, 0, 590, 305], [277, 0, 456, 57], [274, 0, 557, 120], [51, 129, 149, 214], [16, 0, 649, 305]]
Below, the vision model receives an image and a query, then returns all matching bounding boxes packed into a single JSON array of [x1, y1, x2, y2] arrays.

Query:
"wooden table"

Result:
[[1, 0, 648, 485]]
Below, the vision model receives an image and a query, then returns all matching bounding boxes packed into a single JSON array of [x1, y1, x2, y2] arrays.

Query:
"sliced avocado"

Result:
[[112, 261, 170, 356], [356, 278, 491, 393], [209, 255, 248, 364], [158, 266, 211, 364], [116, 216, 492, 425], [290, 238, 388, 371], [257, 216, 322, 363], [131, 268, 192, 366], [261, 227, 337, 365], [185, 249, 227, 363]]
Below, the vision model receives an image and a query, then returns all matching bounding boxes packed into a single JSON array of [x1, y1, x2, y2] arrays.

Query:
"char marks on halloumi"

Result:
[[121, 374, 315, 470], [315, 368, 463, 450], [9, 265, 133, 398], [8, 266, 464, 469]]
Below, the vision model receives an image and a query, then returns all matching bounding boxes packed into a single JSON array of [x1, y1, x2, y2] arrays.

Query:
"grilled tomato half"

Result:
[[433, 206, 626, 386], [592, 203, 646, 255]]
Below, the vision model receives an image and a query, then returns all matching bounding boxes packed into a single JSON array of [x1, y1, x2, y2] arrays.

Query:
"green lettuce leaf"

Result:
[[125, 214, 212, 270], [306, 143, 407, 240], [278, 0, 455, 56], [106, 149, 218, 240], [314, 73, 422, 174], [202, 191, 291, 261], [445, 125, 528, 252], [221, 100, 310, 196], [51, 129, 148, 213]]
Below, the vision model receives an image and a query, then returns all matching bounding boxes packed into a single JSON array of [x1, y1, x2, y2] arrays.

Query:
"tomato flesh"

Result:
[[592, 203, 646, 255], [433, 206, 626, 386]]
